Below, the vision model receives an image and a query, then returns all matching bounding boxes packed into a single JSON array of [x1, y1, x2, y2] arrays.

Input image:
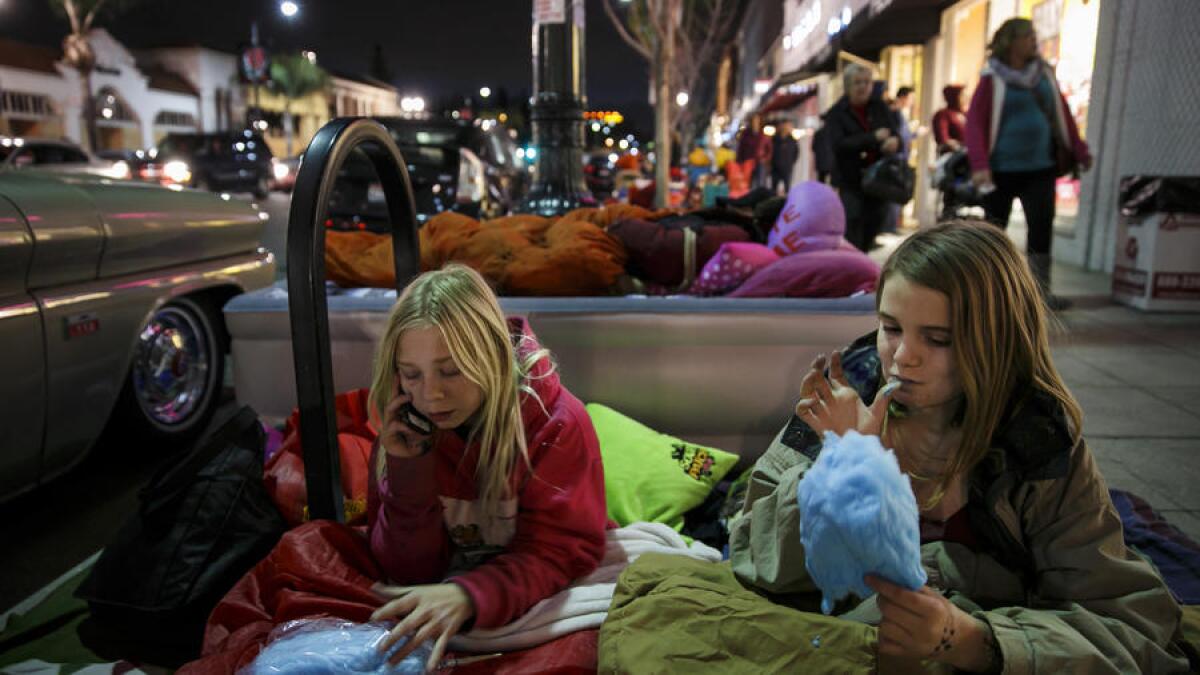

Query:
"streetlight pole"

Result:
[[519, 0, 595, 216]]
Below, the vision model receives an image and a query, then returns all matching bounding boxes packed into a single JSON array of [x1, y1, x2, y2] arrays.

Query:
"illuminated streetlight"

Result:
[[675, 91, 689, 106], [280, 1, 299, 18], [479, 86, 492, 99]]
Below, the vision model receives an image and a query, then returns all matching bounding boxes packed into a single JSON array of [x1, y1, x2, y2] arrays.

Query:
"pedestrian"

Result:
[[933, 84, 970, 220], [730, 221, 1189, 673], [965, 17, 1092, 309], [883, 86, 916, 233], [367, 264, 608, 669], [932, 85, 967, 155], [812, 114, 834, 184], [824, 63, 901, 252], [890, 86, 915, 159], [770, 119, 800, 195], [736, 114, 772, 190]]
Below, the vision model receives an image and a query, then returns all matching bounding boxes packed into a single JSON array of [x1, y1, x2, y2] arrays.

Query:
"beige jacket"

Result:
[[730, 396, 1189, 673]]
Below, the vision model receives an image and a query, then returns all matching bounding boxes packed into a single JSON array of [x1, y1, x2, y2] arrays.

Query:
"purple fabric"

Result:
[[1109, 489, 1200, 604], [263, 422, 286, 464], [728, 248, 880, 298], [767, 181, 845, 257], [689, 242, 780, 296]]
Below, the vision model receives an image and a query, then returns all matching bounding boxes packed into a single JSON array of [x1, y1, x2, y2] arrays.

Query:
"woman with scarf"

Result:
[[965, 18, 1091, 310]]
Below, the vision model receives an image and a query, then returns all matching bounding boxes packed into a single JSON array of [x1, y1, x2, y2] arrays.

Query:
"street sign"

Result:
[[241, 46, 269, 83]]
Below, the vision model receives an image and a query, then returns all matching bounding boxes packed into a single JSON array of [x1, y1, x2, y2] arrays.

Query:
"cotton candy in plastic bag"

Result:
[[797, 430, 927, 614], [239, 618, 435, 675]]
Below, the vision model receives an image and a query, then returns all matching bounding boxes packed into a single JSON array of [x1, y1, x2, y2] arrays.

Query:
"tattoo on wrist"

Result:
[[928, 609, 957, 658]]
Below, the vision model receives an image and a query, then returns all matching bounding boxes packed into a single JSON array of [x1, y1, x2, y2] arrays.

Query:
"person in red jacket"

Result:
[[367, 264, 607, 669]]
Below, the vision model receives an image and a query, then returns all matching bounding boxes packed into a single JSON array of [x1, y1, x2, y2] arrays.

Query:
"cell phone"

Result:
[[398, 402, 434, 436]]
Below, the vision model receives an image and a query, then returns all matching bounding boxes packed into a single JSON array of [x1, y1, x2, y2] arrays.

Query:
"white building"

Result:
[[0, 30, 401, 156], [0, 29, 202, 151]]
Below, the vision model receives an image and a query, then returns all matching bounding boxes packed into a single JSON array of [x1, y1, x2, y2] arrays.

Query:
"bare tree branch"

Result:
[[602, 0, 653, 61]]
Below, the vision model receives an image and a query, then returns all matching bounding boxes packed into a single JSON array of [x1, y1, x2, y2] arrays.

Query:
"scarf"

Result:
[[986, 56, 1045, 89]]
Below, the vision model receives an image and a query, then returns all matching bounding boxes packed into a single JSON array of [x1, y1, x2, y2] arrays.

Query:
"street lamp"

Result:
[[280, 1, 299, 18], [479, 86, 492, 99], [676, 91, 689, 107]]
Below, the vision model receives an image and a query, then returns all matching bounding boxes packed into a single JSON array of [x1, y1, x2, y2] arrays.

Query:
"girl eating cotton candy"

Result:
[[729, 221, 1189, 673]]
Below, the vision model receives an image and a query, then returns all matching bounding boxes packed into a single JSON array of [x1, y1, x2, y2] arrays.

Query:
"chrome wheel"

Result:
[[130, 299, 218, 432]]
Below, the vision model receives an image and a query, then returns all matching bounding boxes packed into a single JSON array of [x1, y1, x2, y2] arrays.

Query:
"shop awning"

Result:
[[840, 0, 958, 61], [759, 88, 818, 115]]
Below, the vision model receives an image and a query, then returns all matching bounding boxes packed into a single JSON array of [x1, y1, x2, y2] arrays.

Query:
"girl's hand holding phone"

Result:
[[382, 380, 432, 458]]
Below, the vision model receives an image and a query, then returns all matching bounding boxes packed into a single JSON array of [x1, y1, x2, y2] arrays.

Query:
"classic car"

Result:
[[2, 137, 130, 179], [0, 169, 275, 502]]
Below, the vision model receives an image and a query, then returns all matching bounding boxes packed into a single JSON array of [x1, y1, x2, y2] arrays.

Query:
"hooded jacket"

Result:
[[367, 317, 608, 629], [965, 59, 1092, 174], [729, 333, 1188, 673]]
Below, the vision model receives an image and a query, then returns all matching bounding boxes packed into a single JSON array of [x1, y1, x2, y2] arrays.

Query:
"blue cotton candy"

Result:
[[241, 619, 434, 675], [797, 430, 927, 614]]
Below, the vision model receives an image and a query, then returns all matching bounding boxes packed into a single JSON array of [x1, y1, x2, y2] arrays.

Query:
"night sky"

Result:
[[0, 0, 654, 132]]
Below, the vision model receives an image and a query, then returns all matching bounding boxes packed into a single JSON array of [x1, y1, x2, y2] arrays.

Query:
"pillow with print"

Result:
[[586, 403, 740, 531]]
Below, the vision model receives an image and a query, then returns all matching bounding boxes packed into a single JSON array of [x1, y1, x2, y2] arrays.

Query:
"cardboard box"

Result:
[[1112, 212, 1200, 311]]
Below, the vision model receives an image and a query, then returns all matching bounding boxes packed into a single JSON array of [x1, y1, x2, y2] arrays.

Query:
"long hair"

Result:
[[988, 18, 1034, 60], [877, 221, 1083, 495], [368, 264, 551, 514]]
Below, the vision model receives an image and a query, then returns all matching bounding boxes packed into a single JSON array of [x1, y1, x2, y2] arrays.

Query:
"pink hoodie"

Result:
[[367, 317, 608, 629], [965, 63, 1091, 174]]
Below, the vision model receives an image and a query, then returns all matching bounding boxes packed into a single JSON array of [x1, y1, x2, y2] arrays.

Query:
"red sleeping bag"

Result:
[[264, 388, 377, 526], [179, 522, 599, 674]]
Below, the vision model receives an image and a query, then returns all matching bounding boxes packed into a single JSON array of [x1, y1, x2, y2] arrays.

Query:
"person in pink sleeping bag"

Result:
[[767, 181, 847, 257]]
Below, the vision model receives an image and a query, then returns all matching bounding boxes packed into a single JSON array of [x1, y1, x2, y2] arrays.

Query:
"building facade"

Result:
[[0, 30, 401, 159]]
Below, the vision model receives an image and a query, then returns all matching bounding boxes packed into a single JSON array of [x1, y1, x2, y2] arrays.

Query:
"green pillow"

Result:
[[587, 403, 740, 531]]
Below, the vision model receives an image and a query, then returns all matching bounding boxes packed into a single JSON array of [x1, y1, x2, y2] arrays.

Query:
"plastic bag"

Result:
[[239, 618, 434, 675]]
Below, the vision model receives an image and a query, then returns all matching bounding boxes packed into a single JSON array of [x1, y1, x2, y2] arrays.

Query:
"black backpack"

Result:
[[75, 405, 288, 666]]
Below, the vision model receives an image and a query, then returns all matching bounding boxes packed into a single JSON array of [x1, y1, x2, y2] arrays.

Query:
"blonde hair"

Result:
[[368, 264, 552, 514], [877, 221, 1083, 497], [989, 18, 1034, 61]]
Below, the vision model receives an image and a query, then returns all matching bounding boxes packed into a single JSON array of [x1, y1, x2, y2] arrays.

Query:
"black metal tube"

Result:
[[519, 0, 596, 215], [286, 117, 421, 522]]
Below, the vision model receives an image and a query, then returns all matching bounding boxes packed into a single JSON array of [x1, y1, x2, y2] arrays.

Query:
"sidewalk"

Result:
[[872, 219, 1200, 545]]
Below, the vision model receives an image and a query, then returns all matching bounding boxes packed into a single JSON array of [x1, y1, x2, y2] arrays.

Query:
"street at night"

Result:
[[2, 0, 1200, 673]]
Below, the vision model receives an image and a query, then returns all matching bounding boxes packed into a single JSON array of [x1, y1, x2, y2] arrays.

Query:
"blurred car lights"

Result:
[[163, 160, 192, 185]]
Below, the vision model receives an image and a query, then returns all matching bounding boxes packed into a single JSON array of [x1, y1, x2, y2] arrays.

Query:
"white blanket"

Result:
[[449, 521, 722, 652]]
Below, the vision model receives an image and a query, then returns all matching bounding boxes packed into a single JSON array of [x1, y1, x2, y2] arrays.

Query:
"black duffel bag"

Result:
[[75, 405, 288, 666], [862, 156, 916, 204]]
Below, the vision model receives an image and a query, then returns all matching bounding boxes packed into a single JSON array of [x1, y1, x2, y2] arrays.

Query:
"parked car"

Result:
[[0, 169, 275, 503], [96, 148, 152, 180], [140, 130, 274, 198], [270, 155, 301, 192], [1, 137, 130, 179], [584, 152, 616, 200], [316, 117, 531, 232]]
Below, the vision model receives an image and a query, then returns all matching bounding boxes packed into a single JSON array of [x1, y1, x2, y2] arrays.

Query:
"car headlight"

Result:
[[163, 160, 192, 184], [272, 160, 290, 181]]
